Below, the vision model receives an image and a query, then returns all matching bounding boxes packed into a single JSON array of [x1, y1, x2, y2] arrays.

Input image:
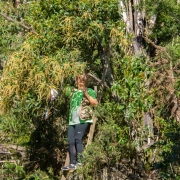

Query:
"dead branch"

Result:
[[143, 35, 171, 59], [1, 144, 25, 151], [0, 12, 38, 35]]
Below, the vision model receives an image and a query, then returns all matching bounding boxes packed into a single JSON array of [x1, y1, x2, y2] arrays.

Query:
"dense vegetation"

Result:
[[0, 0, 180, 179]]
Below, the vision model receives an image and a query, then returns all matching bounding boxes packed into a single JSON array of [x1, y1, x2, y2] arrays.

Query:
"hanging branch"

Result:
[[143, 35, 171, 59], [0, 12, 38, 35]]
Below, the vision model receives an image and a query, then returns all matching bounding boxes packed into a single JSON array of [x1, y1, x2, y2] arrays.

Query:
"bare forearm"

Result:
[[84, 91, 98, 106]]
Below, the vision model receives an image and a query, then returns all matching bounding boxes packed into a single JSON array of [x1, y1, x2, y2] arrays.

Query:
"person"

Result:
[[62, 74, 98, 171]]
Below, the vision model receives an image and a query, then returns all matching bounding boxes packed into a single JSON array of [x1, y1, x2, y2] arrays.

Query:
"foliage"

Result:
[[0, 1, 25, 75], [1, 161, 55, 180], [77, 54, 153, 179], [142, 0, 180, 43], [1, 162, 25, 180], [0, 0, 129, 179], [0, 0, 180, 179]]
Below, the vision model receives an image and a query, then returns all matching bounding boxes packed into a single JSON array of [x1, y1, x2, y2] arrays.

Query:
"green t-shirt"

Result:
[[66, 87, 96, 125]]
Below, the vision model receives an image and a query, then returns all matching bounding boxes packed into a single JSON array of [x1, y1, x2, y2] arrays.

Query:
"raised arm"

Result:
[[83, 89, 98, 107]]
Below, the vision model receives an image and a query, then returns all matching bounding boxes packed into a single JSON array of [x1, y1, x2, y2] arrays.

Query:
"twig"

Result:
[[0, 12, 38, 35]]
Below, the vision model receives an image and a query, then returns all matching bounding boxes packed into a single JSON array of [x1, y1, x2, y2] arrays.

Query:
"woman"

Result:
[[62, 74, 98, 170]]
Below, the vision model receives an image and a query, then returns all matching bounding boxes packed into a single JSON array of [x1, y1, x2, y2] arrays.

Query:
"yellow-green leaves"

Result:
[[0, 42, 85, 114]]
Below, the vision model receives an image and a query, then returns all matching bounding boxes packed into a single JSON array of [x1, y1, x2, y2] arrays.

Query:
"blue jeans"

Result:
[[68, 123, 90, 164]]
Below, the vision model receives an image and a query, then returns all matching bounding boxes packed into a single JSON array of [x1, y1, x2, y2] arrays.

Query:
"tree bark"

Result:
[[119, 0, 154, 146], [98, 39, 114, 100]]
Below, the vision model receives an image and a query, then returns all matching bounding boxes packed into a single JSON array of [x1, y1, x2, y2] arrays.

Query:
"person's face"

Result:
[[77, 76, 86, 90]]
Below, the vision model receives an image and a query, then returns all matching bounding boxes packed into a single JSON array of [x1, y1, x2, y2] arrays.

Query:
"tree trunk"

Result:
[[119, 0, 154, 146], [98, 41, 114, 100]]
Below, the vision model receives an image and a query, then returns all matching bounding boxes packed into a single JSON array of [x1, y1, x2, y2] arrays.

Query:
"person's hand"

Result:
[[83, 88, 98, 106], [83, 88, 88, 95]]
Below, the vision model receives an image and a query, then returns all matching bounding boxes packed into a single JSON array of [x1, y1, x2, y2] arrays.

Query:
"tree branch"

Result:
[[0, 12, 38, 35], [143, 35, 171, 59], [87, 72, 109, 88]]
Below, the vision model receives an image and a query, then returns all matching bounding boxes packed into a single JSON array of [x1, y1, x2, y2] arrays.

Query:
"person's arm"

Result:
[[83, 89, 98, 107]]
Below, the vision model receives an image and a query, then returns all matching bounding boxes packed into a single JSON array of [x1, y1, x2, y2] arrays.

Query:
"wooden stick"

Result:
[[87, 117, 97, 145], [61, 152, 70, 180]]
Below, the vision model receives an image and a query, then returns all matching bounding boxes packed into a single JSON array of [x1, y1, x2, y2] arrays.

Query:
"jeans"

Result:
[[68, 123, 90, 164]]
